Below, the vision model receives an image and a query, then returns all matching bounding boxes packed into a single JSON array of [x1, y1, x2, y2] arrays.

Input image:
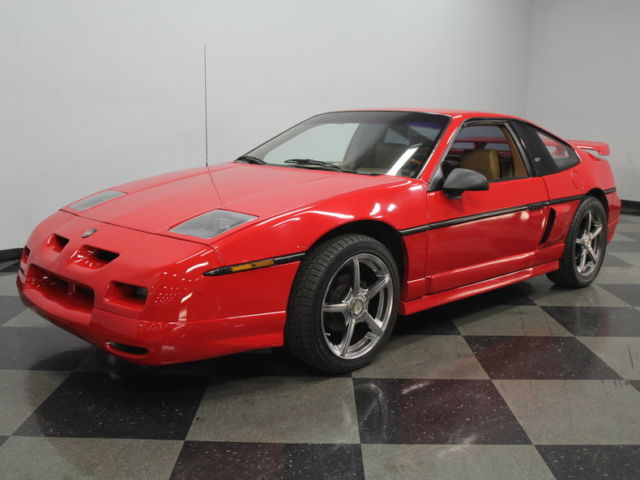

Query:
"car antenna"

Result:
[[202, 43, 226, 206], [203, 43, 209, 167]]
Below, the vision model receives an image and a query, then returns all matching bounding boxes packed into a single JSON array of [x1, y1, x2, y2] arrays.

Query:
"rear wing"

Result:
[[568, 140, 610, 156]]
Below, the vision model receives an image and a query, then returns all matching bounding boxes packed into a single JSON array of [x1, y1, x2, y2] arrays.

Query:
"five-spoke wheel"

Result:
[[286, 234, 399, 373], [548, 196, 607, 287], [321, 253, 393, 360], [574, 208, 605, 277]]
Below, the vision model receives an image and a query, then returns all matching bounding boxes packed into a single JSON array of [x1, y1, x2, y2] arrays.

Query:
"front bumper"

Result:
[[18, 282, 287, 364], [17, 210, 298, 365]]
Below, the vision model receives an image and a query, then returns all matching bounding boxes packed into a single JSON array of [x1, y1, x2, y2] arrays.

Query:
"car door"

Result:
[[424, 121, 550, 293]]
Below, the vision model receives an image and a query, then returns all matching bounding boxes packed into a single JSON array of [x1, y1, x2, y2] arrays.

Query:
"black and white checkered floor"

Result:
[[1, 214, 639, 479]]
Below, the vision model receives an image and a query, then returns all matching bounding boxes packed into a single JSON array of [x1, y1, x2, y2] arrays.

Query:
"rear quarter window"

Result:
[[536, 130, 580, 172], [510, 120, 580, 175]]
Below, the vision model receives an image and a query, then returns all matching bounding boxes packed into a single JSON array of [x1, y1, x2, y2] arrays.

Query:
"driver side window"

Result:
[[443, 124, 529, 182]]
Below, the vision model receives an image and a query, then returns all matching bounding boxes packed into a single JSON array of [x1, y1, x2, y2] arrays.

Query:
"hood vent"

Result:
[[70, 246, 119, 269], [48, 234, 69, 252]]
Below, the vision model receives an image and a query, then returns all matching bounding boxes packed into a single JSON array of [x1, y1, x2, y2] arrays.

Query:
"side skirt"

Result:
[[399, 260, 559, 316]]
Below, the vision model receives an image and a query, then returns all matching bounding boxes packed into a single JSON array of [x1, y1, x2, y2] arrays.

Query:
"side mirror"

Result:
[[442, 168, 489, 199]]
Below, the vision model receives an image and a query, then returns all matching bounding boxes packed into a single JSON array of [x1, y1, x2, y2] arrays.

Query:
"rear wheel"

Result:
[[547, 196, 607, 288], [286, 234, 400, 373]]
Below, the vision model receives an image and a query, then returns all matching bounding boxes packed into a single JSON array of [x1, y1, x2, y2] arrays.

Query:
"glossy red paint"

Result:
[[424, 178, 549, 293], [17, 109, 620, 365]]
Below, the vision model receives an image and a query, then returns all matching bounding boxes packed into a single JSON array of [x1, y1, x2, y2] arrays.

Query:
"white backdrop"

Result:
[[526, 0, 640, 204], [1, 0, 636, 250]]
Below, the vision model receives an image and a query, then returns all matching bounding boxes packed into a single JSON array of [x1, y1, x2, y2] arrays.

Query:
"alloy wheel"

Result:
[[321, 253, 394, 360], [574, 208, 605, 277]]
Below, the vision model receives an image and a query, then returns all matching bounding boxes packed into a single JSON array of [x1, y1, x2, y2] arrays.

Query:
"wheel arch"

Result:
[[585, 188, 609, 218], [307, 220, 408, 280]]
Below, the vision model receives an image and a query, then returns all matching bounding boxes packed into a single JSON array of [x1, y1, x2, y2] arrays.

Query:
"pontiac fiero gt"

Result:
[[18, 110, 619, 372]]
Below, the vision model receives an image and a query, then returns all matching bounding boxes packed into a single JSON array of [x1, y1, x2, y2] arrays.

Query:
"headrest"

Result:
[[460, 149, 500, 181]]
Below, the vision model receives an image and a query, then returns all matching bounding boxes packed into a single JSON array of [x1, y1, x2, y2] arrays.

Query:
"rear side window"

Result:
[[536, 130, 580, 171], [510, 120, 579, 175]]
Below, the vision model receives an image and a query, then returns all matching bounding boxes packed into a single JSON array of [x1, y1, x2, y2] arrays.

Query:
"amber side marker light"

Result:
[[231, 259, 275, 273], [203, 253, 305, 277]]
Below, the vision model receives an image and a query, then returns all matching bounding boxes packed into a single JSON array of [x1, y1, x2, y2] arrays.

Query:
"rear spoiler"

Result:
[[568, 140, 610, 156]]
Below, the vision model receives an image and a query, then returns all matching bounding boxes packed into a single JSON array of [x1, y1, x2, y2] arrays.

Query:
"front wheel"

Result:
[[286, 234, 400, 373], [547, 196, 607, 288]]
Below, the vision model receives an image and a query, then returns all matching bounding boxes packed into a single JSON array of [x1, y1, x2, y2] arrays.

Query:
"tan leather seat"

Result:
[[460, 149, 501, 181], [504, 131, 528, 177]]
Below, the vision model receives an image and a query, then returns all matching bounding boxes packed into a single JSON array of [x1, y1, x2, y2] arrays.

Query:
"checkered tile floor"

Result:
[[1, 214, 640, 479]]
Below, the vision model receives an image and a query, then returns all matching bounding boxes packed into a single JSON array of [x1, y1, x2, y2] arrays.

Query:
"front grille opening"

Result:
[[108, 282, 149, 307], [21, 246, 30, 263], [26, 265, 94, 312], [48, 234, 69, 252], [108, 342, 148, 356], [71, 246, 119, 269], [20, 246, 31, 275]]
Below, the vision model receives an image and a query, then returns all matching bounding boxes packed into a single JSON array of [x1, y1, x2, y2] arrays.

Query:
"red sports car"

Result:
[[18, 109, 619, 372]]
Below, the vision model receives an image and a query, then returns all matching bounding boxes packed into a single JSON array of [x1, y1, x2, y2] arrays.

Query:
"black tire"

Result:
[[547, 196, 607, 288], [286, 234, 400, 373]]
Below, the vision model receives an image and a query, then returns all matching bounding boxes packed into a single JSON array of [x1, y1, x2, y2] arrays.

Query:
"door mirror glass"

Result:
[[442, 168, 489, 199]]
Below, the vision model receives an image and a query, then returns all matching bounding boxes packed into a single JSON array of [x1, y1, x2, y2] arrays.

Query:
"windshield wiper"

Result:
[[235, 155, 267, 165], [284, 158, 343, 172]]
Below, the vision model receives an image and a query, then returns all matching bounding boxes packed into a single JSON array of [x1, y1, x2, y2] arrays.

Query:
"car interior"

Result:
[[441, 124, 529, 183], [342, 122, 531, 182], [343, 123, 437, 177]]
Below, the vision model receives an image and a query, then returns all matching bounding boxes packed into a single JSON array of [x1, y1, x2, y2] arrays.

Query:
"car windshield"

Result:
[[243, 111, 450, 178]]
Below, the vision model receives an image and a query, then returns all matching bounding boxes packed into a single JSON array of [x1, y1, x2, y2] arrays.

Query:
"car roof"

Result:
[[332, 108, 525, 121]]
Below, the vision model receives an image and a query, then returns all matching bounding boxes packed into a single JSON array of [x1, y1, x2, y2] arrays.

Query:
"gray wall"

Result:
[[526, 0, 640, 202], [4, 0, 636, 249]]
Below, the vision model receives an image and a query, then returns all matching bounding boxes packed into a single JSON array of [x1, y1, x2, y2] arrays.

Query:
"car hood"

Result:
[[62, 163, 409, 239]]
